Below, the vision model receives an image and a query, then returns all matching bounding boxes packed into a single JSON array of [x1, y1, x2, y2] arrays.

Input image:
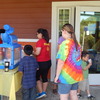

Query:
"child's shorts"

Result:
[[78, 79, 89, 91], [58, 83, 78, 94]]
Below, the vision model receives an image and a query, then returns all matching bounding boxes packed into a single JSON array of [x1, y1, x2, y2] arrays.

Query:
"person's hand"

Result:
[[54, 76, 58, 83]]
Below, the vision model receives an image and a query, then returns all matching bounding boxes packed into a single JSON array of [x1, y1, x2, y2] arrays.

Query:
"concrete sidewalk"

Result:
[[38, 84, 99, 100], [16, 82, 100, 100]]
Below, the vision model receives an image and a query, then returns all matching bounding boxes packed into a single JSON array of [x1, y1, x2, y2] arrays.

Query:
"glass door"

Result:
[[75, 6, 100, 85]]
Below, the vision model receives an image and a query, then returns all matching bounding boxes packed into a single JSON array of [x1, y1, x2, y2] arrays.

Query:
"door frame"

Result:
[[51, 1, 100, 83], [75, 6, 100, 85]]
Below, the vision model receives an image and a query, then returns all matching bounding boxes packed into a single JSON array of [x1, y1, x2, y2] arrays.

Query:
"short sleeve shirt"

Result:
[[81, 61, 88, 79], [56, 39, 83, 84], [58, 36, 65, 45], [18, 56, 39, 89], [36, 39, 50, 62]]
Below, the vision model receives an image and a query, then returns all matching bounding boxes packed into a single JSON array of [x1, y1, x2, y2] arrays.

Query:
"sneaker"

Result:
[[36, 92, 47, 99], [77, 94, 82, 98], [87, 95, 95, 99]]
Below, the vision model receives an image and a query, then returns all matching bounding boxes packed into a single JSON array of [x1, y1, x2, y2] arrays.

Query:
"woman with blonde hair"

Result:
[[54, 24, 83, 100]]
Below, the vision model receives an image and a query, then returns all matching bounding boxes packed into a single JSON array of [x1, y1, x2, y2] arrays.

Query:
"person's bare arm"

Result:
[[54, 59, 64, 83], [33, 47, 41, 56], [83, 60, 92, 71]]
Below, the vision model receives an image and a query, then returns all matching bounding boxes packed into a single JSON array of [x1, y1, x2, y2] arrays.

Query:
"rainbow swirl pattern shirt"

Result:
[[56, 39, 83, 84]]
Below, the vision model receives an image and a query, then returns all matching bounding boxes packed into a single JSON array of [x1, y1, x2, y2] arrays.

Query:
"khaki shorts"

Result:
[[78, 79, 89, 91]]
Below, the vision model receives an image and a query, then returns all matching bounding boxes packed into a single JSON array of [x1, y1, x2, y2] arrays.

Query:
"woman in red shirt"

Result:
[[34, 28, 51, 99]]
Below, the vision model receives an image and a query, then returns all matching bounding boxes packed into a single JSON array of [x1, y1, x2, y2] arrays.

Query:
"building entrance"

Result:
[[51, 1, 100, 85]]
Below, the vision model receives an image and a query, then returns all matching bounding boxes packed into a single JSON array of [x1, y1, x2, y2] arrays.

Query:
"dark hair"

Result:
[[62, 24, 78, 51], [24, 45, 33, 55], [37, 28, 49, 43], [81, 51, 89, 58]]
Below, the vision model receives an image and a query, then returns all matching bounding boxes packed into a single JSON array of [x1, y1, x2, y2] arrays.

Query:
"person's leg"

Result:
[[37, 80, 43, 93], [41, 60, 51, 92], [86, 79, 91, 96], [22, 88, 29, 100], [69, 83, 78, 100], [86, 89, 91, 96], [70, 90, 78, 100], [42, 71, 48, 92], [60, 94, 69, 100], [36, 61, 51, 99], [77, 88, 82, 98], [77, 88, 81, 94], [77, 82, 81, 94], [58, 83, 71, 100], [77, 82, 82, 98], [29, 87, 37, 100], [43, 82, 48, 92], [36, 62, 43, 93]]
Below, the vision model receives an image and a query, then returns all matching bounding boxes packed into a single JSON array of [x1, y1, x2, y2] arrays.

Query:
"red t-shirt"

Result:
[[36, 39, 50, 62]]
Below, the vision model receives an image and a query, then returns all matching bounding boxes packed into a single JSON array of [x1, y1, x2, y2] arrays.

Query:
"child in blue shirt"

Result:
[[18, 45, 39, 100]]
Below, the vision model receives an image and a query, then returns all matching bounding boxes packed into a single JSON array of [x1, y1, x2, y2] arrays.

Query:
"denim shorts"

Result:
[[58, 83, 78, 94]]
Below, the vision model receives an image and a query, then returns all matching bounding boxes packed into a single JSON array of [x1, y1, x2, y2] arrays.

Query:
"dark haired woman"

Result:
[[34, 28, 51, 99], [54, 24, 83, 100]]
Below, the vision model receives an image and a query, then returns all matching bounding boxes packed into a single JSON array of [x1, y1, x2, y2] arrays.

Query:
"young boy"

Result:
[[77, 51, 95, 99], [18, 45, 39, 100]]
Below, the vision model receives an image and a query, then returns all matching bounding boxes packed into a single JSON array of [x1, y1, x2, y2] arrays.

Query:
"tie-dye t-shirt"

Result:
[[56, 38, 83, 84]]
